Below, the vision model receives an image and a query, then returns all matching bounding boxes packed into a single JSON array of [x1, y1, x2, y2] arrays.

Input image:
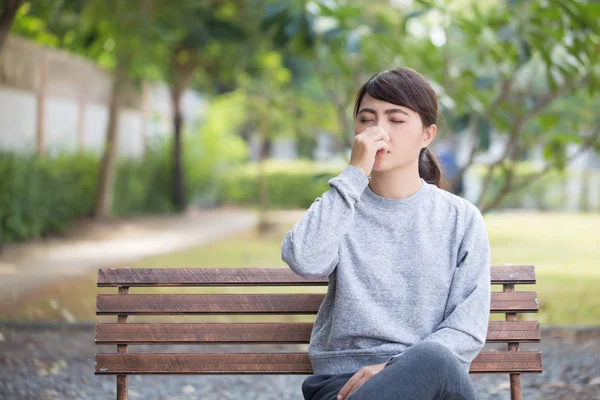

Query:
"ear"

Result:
[[422, 124, 437, 147]]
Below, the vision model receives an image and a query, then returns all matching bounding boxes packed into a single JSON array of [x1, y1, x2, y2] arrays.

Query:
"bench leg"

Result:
[[510, 373, 522, 400], [117, 375, 128, 400], [116, 287, 130, 400], [504, 284, 523, 400]]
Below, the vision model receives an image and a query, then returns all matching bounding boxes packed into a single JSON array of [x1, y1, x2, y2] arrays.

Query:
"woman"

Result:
[[281, 68, 491, 400]]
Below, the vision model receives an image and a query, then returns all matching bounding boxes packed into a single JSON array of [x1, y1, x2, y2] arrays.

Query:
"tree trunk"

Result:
[[0, 0, 22, 54], [260, 135, 272, 161], [257, 126, 275, 235], [94, 64, 125, 219], [171, 91, 186, 211], [36, 50, 48, 155], [168, 47, 198, 212]]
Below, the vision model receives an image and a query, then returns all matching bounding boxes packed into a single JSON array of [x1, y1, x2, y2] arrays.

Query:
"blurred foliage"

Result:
[[4, 0, 600, 217], [0, 152, 98, 241], [10, 0, 169, 79], [184, 89, 249, 205], [217, 159, 345, 209], [217, 159, 600, 212], [111, 140, 173, 216], [471, 162, 600, 212], [0, 145, 207, 241]]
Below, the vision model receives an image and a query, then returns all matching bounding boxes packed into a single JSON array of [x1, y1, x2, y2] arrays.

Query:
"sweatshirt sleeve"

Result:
[[387, 204, 491, 368], [281, 165, 369, 280]]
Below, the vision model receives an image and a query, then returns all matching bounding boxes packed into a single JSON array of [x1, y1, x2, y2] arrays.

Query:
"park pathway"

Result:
[[0, 207, 260, 308]]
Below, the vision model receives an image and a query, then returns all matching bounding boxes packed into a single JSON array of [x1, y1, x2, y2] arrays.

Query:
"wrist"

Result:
[[348, 163, 368, 177]]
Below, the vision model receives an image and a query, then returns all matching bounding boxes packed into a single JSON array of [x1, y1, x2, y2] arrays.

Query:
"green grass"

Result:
[[484, 212, 600, 325], [2, 211, 599, 325]]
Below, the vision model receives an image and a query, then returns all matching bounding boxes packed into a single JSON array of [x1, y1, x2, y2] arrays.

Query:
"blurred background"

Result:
[[0, 0, 599, 399]]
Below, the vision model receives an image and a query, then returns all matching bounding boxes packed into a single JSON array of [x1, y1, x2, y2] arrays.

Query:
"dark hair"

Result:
[[353, 67, 444, 188]]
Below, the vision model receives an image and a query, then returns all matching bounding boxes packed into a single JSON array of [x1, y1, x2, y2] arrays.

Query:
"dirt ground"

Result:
[[0, 324, 599, 400]]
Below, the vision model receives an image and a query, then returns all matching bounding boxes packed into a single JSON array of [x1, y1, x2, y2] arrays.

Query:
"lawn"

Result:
[[484, 211, 600, 325], [2, 211, 599, 326]]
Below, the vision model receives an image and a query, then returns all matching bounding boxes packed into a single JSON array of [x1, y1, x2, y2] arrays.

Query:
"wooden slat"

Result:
[[95, 321, 540, 344], [470, 351, 543, 373], [486, 321, 540, 342], [97, 268, 318, 287], [95, 323, 314, 344], [96, 294, 325, 315], [94, 351, 542, 375], [491, 292, 538, 313], [96, 292, 538, 315], [97, 265, 536, 287], [491, 265, 536, 284], [95, 353, 312, 375]]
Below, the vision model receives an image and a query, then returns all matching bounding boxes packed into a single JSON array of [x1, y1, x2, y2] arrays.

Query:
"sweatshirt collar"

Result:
[[362, 178, 433, 211]]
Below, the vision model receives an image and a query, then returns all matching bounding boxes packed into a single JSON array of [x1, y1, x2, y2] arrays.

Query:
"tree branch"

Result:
[[450, 113, 479, 189], [474, 117, 524, 207], [522, 73, 590, 124], [480, 125, 600, 213], [484, 71, 516, 119], [476, 73, 593, 210]]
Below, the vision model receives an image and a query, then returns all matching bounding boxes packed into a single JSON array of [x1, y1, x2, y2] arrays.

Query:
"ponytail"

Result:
[[418, 147, 443, 188]]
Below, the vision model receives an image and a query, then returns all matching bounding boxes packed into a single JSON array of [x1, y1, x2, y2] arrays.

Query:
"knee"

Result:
[[412, 341, 453, 358], [403, 341, 463, 373]]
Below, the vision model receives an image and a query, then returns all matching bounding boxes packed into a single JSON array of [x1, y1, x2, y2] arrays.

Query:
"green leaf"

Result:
[[260, 2, 290, 32]]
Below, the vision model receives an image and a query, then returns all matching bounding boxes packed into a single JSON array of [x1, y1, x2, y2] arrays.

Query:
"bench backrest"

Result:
[[95, 265, 542, 400]]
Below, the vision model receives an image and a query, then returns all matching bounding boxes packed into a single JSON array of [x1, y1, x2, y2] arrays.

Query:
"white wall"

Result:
[[0, 83, 206, 158], [0, 87, 37, 153], [0, 36, 206, 159]]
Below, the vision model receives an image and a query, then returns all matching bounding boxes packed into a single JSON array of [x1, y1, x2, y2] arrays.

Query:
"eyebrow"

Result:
[[357, 107, 410, 116]]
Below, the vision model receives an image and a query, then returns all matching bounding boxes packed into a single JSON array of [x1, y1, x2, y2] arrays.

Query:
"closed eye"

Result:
[[359, 119, 405, 124]]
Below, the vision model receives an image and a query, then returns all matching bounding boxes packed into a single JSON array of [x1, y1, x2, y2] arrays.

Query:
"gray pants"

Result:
[[301, 342, 478, 400]]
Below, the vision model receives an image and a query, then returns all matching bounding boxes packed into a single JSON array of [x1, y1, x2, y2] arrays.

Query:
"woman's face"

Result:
[[354, 93, 436, 173]]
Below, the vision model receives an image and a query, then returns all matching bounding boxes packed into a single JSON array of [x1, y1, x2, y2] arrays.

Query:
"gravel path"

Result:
[[0, 324, 599, 400]]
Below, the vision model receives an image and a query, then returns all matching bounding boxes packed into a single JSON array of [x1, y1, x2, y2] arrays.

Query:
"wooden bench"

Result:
[[95, 265, 543, 400]]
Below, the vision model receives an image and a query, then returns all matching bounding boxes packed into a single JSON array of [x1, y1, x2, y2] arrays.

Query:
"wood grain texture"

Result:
[[510, 374, 523, 400], [94, 351, 542, 375], [97, 265, 536, 287], [486, 322, 540, 342], [470, 352, 543, 374], [491, 265, 535, 284], [95, 321, 540, 344], [96, 292, 538, 315], [96, 294, 325, 315], [95, 322, 314, 344]]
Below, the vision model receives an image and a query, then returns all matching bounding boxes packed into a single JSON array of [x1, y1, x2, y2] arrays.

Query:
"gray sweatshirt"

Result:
[[281, 165, 491, 375]]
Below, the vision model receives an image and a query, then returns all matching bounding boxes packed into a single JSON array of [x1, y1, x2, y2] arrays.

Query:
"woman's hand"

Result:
[[349, 126, 391, 177], [337, 362, 387, 399]]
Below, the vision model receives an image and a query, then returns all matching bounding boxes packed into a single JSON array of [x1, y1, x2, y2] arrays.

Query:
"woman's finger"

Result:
[[347, 377, 369, 398], [337, 371, 363, 400], [374, 140, 390, 152]]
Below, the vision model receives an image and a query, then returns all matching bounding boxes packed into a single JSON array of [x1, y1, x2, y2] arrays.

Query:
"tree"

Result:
[[89, 0, 165, 218], [377, 0, 600, 212], [311, 1, 397, 150], [157, 0, 250, 211], [11, 0, 170, 218], [272, 0, 599, 212], [246, 51, 297, 233], [0, 0, 23, 53], [261, 1, 407, 152]]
